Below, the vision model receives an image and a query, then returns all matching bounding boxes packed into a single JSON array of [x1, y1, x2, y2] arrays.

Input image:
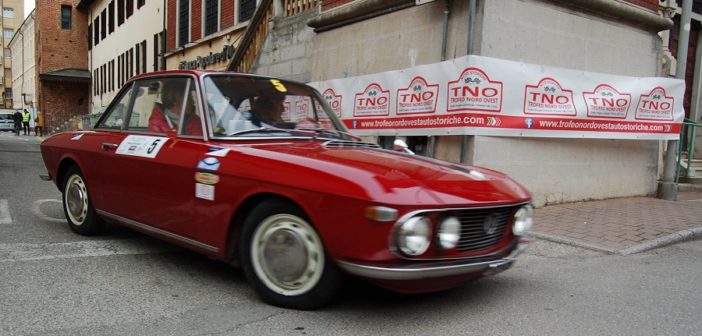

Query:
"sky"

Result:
[[25, 1, 35, 18]]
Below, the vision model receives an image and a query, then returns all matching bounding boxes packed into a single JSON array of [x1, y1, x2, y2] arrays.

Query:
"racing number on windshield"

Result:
[[270, 79, 287, 92], [147, 139, 162, 155]]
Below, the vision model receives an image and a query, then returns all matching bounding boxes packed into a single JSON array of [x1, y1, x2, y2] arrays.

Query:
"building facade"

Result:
[[163, 0, 258, 71], [8, 9, 35, 113], [1, 0, 24, 108], [35, 0, 90, 132], [77, 0, 167, 112]]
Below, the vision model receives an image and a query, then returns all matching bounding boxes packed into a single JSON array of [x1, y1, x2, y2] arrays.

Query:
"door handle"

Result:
[[102, 143, 119, 150]]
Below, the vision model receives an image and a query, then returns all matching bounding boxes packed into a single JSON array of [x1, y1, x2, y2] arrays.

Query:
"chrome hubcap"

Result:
[[252, 214, 324, 296], [65, 175, 88, 225]]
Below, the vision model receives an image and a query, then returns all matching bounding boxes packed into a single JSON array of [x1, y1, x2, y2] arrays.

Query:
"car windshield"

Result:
[[203, 75, 352, 140]]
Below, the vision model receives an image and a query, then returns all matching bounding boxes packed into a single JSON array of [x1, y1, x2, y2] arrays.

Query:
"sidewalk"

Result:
[[532, 190, 702, 255]]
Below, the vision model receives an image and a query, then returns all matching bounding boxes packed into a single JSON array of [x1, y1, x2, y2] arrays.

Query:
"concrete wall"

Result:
[[304, 0, 666, 206], [254, 9, 318, 83]]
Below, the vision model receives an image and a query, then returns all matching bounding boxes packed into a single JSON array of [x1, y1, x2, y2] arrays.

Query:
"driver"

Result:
[[250, 93, 286, 127]]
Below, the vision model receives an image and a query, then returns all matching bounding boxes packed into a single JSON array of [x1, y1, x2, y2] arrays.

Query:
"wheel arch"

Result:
[[56, 157, 80, 192], [225, 192, 307, 263]]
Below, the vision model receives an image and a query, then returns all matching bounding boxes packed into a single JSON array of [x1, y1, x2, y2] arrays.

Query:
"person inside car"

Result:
[[249, 93, 287, 127], [148, 79, 202, 136]]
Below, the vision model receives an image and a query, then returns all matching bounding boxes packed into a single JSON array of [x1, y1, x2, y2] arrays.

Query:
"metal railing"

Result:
[[675, 118, 702, 183], [227, 0, 274, 73]]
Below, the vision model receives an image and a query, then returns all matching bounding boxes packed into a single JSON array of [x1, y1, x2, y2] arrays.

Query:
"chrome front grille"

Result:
[[455, 206, 518, 252]]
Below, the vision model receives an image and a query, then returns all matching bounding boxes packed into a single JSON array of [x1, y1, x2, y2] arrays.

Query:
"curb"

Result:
[[531, 228, 702, 256], [530, 232, 617, 254], [617, 227, 702, 255]]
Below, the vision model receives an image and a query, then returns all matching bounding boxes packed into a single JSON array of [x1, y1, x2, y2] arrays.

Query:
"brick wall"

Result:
[[35, 0, 89, 74], [222, 0, 234, 29], [41, 81, 90, 132], [192, 0, 202, 41], [321, 0, 355, 11], [624, 0, 661, 11], [167, 0, 177, 51], [35, 0, 90, 131]]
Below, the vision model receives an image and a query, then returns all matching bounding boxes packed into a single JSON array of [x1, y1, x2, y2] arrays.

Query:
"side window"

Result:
[[128, 79, 163, 130], [97, 85, 133, 129], [131, 77, 203, 137]]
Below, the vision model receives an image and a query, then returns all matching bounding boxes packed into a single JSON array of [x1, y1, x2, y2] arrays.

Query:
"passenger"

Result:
[[149, 80, 202, 136], [249, 93, 286, 127]]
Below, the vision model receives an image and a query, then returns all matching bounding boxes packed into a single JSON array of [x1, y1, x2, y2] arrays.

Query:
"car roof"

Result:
[[128, 70, 295, 84]]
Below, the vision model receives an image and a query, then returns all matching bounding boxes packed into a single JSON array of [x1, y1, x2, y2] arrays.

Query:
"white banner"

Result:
[[309, 55, 685, 140]]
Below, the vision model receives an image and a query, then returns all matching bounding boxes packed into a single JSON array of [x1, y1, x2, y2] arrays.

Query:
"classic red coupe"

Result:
[[40, 71, 533, 309]]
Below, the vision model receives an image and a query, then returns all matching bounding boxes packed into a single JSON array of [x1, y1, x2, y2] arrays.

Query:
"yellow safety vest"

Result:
[[22, 112, 30, 122]]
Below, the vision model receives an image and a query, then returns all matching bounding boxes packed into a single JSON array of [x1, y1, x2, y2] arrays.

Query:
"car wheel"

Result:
[[240, 200, 341, 310], [62, 166, 104, 236]]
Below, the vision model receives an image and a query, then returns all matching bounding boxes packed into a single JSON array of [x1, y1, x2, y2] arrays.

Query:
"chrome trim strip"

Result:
[[96, 210, 219, 253], [337, 242, 528, 281]]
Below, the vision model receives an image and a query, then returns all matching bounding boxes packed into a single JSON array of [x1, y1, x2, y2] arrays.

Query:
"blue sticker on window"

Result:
[[197, 157, 221, 172]]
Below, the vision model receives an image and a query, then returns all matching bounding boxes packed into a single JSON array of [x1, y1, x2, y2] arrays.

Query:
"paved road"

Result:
[[1, 132, 701, 335]]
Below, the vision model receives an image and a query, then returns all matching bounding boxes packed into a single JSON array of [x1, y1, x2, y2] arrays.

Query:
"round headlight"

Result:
[[397, 216, 431, 256], [513, 205, 534, 236], [438, 216, 461, 250]]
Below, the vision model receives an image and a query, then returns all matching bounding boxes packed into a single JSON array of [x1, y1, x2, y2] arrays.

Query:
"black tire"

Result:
[[62, 166, 105, 236], [239, 199, 341, 310]]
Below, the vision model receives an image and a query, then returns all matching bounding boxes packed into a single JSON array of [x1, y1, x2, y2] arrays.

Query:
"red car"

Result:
[[40, 71, 533, 309]]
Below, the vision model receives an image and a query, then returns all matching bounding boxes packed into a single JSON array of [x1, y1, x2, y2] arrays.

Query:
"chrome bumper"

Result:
[[337, 241, 529, 281]]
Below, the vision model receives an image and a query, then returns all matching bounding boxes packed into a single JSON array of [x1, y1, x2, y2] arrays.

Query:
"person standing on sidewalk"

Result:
[[34, 111, 44, 137], [21, 109, 31, 135], [12, 110, 22, 136]]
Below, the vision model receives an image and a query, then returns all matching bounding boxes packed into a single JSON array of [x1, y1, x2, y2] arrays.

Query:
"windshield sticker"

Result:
[[270, 79, 288, 92], [115, 135, 169, 158], [207, 148, 231, 157], [197, 157, 221, 171], [195, 172, 220, 185], [195, 183, 215, 201]]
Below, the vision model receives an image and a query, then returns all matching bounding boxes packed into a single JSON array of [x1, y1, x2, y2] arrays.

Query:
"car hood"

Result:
[[217, 140, 531, 206]]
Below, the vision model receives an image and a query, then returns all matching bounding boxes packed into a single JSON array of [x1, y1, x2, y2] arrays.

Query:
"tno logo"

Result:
[[635, 87, 674, 121], [447, 67, 503, 113], [322, 88, 342, 117], [583, 84, 631, 119], [396, 76, 439, 115], [523, 77, 576, 116], [354, 83, 390, 117]]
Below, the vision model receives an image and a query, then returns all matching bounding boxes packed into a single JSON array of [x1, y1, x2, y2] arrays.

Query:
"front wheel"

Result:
[[239, 200, 341, 310], [62, 166, 104, 236]]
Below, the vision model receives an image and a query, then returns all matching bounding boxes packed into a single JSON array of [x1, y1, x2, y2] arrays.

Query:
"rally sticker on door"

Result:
[[115, 135, 169, 158]]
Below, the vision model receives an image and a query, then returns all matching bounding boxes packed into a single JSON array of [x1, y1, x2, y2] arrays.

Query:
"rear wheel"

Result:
[[239, 200, 341, 310], [62, 166, 104, 236]]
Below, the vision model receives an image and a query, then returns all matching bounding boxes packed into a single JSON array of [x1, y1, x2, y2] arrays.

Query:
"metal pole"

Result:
[[460, 0, 476, 163], [659, 0, 692, 200]]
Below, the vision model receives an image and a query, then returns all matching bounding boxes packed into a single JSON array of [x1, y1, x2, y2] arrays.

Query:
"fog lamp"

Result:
[[438, 216, 461, 250]]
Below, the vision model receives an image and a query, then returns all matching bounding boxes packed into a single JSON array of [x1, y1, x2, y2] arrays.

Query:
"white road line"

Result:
[[0, 239, 177, 263], [0, 199, 11, 225]]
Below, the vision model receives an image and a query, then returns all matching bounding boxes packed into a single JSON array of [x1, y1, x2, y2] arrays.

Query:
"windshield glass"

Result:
[[203, 75, 350, 139]]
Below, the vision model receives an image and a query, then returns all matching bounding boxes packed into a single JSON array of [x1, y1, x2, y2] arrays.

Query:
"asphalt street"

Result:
[[1, 131, 701, 336]]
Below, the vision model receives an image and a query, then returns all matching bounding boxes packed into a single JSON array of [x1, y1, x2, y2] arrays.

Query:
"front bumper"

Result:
[[337, 240, 529, 281]]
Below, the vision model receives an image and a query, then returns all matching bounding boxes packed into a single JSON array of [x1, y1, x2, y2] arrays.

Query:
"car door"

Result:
[[97, 76, 213, 245]]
